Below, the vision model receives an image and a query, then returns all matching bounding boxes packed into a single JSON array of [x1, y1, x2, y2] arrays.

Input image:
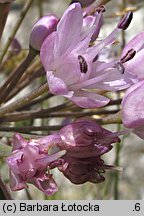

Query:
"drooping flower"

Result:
[[122, 80, 144, 139], [58, 155, 109, 184], [30, 15, 59, 51], [57, 118, 120, 158], [40, 3, 135, 108], [56, 118, 121, 184], [6, 133, 65, 195]]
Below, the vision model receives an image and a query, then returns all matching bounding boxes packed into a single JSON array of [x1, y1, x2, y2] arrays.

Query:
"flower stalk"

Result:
[[0, 0, 34, 64], [0, 47, 38, 104]]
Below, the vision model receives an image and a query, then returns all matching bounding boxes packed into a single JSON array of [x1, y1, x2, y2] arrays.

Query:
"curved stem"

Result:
[[0, 48, 38, 104], [0, 83, 48, 117], [0, 109, 119, 122], [0, 0, 34, 64], [0, 3, 11, 41], [0, 176, 12, 200], [5, 67, 44, 103]]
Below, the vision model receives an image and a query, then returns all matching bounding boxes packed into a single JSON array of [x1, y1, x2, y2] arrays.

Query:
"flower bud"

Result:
[[117, 11, 133, 30], [70, 0, 95, 8], [10, 38, 21, 55], [30, 15, 58, 51], [58, 119, 120, 158]]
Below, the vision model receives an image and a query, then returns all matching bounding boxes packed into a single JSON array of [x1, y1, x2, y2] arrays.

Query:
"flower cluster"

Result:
[[39, 3, 135, 108], [6, 119, 120, 195], [6, 133, 65, 195], [4, 0, 144, 198]]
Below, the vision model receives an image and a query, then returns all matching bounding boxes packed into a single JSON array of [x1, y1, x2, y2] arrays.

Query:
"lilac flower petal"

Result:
[[6, 151, 24, 173], [53, 54, 81, 85], [55, 3, 83, 57], [122, 32, 144, 56], [13, 133, 28, 150], [30, 173, 58, 196], [123, 49, 144, 79], [122, 80, 143, 100], [133, 126, 144, 139], [40, 32, 56, 71], [91, 12, 103, 42], [59, 118, 120, 158], [122, 80, 144, 128], [86, 68, 135, 91], [36, 150, 66, 169], [70, 90, 110, 108], [81, 15, 96, 41], [34, 134, 61, 153], [10, 171, 27, 191], [46, 71, 74, 97]]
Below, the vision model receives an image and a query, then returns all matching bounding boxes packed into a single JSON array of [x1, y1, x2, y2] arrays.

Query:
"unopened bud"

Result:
[[117, 11, 133, 30], [30, 15, 58, 51], [10, 38, 21, 54], [70, 0, 95, 8]]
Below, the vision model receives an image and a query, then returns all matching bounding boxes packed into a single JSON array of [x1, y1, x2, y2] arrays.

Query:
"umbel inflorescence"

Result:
[[0, 0, 144, 197]]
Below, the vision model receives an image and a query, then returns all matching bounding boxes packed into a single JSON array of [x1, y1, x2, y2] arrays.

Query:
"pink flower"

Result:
[[57, 118, 120, 158], [121, 32, 144, 80], [6, 133, 65, 195], [58, 155, 116, 184], [30, 15, 59, 51], [40, 3, 134, 108], [122, 80, 144, 139]]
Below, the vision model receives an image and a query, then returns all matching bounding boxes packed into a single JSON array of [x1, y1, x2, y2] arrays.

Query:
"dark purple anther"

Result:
[[96, 5, 105, 13], [118, 11, 133, 30], [120, 48, 136, 63]]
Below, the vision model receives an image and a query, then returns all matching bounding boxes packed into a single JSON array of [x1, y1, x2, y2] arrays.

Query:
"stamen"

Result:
[[78, 55, 88, 73], [114, 62, 125, 74], [120, 48, 136, 63], [117, 11, 133, 30], [95, 5, 105, 13]]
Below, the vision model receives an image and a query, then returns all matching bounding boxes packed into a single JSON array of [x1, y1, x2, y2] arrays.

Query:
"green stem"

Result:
[[0, 109, 119, 122], [0, 83, 48, 117], [0, 0, 34, 64], [114, 123, 121, 200], [0, 125, 62, 133], [5, 67, 44, 103], [0, 3, 11, 41], [0, 176, 12, 200], [37, 0, 43, 18], [113, 0, 127, 200], [0, 48, 38, 104]]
